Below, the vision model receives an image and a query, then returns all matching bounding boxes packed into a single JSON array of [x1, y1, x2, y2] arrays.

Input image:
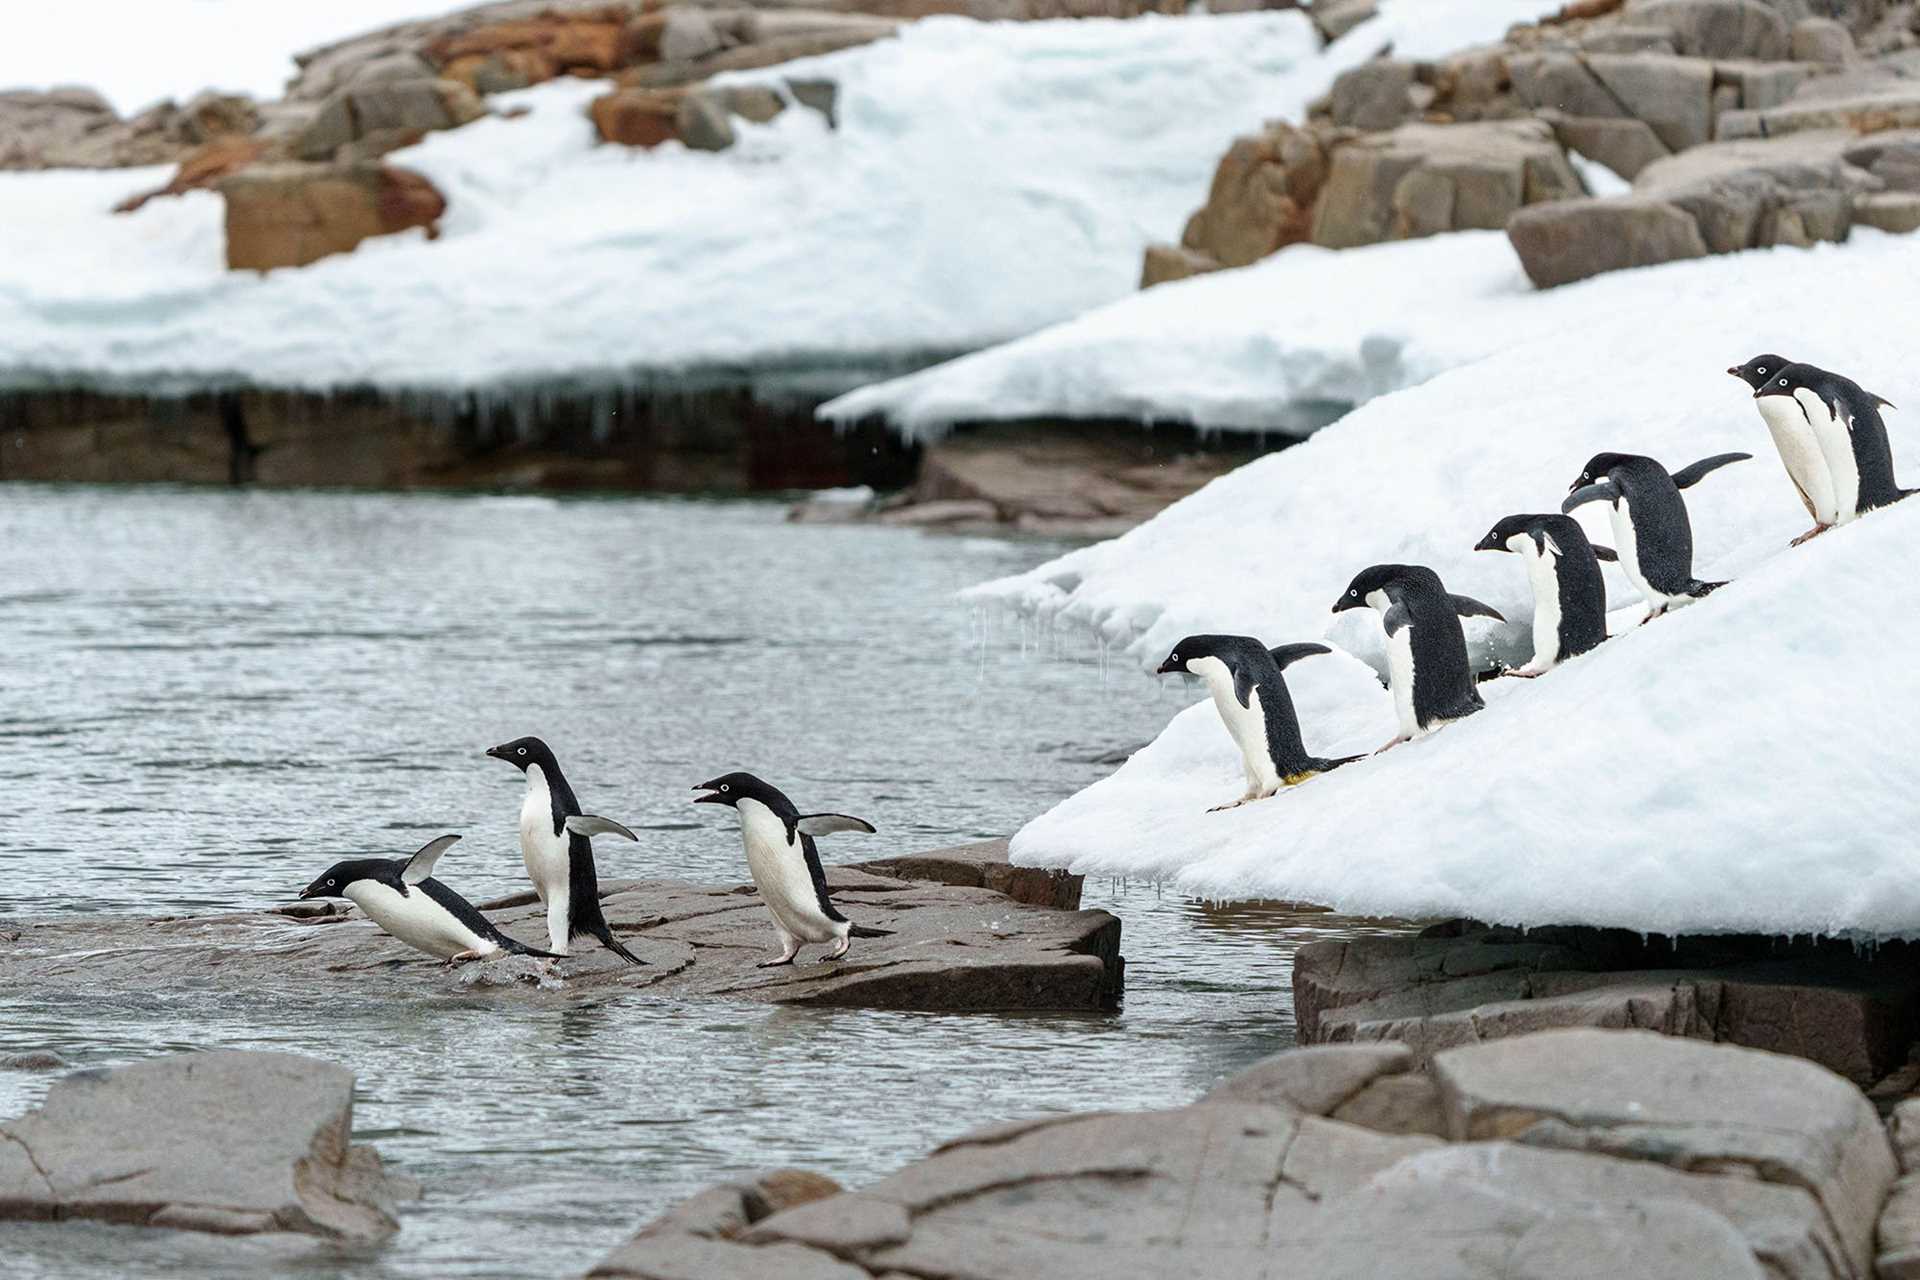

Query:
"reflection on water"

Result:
[[0, 486, 1415, 1278]]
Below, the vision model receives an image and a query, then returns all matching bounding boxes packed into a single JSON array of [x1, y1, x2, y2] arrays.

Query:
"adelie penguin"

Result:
[[1332, 564, 1504, 751], [692, 772, 885, 966], [1728, 354, 1836, 544], [1473, 514, 1617, 677], [488, 736, 646, 965], [1154, 634, 1361, 810], [1562, 451, 1749, 621], [1732, 356, 1910, 539], [300, 835, 560, 964]]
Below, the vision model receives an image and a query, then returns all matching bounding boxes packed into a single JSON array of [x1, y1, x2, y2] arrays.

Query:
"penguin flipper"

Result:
[[1685, 579, 1728, 599], [565, 815, 638, 842], [1562, 481, 1616, 513], [1671, 452, 1752, 489], [1449, 594, 1506, 624], [401, 835, 461, 885], [1267, 642, 1333, 670], [1591, 545, 1619, 562], [795, 814, 877, 837]]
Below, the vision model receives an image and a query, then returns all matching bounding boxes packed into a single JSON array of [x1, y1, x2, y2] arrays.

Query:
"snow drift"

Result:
[[997, 229, 1920, 934], [0, 14, 1333, 398]]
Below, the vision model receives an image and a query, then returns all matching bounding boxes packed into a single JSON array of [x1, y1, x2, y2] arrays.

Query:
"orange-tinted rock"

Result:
[[115, 135, 268, 213], [221, 163, 445, 272], [426, 7, 644, 89], [548, 22, 629, 72], [589, 89, 682, 147]]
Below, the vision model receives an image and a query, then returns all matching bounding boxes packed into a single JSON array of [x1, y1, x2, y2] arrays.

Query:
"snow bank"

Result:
[[5, 3, 458, 114], [997, 229, 1920, 932], [1, 14, 1331, 398]]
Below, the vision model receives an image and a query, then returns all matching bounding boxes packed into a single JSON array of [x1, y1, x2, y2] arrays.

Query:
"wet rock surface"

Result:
[[0, 1051, 412, 1241], [0, 843, 1120, 1013], [588, 1028, 1900, 1278], [1293, 920, 1920, 1088]]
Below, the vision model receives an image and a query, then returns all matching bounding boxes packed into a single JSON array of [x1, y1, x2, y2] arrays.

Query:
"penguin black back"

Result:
[[1333, 564, 1499, 727], [1765, 362, 1909, 512], [1156, 634, 1351, 775], [1475, 512, 1611, 664]]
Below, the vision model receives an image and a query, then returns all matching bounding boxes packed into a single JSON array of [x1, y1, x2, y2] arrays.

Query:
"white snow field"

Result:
[[0, 14, 1331, 398], [0, 0, 1569, 400], [994, 229, 1920, 934]]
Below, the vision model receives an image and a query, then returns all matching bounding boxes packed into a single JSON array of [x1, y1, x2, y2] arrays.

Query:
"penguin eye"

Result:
[[1777, 378, 1787, 386], [326, 879, 335, 887], [720, 784, 730, 792], [1758, 367, 1767, 374], [1170, 653, 1179, 662], [517, 747, 526, 756]]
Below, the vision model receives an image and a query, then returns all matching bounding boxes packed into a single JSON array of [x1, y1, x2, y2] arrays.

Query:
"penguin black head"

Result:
[[693, 771, 786, 809], [1569, 453, 1634, 492], [299, 857, 385, 900], [1332, 564, 1414, 613], [1751, 366, 1810, 401], [486, 735, 557, 772], [1728, 353, 1792, 392], [1474, 515, 1538, 554], [1155, 635, 1229, 675]]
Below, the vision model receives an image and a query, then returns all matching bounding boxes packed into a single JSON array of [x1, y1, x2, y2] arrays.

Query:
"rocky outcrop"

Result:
[[294, 76, 485, 162], [1293, 920, 1920, 1088], [588, 1029, 1900, 1278], [0, 88, 258, 172], [220, 162, 448, 271], [1509, 194, 1709, 283], [0, 842, 1120, 1012], [0, 1052, 412, 1240]]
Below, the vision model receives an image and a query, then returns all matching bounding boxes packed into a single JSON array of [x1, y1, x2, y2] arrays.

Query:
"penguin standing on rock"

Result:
[[1562, 451, 1750, 621], [692, 772, 883, 966], [1752, 361, 1911, 530], [299, 835, 560, 964], [1154, 635, 1361, 811], [1473, 513, 1617, 676], [1728, 353, 1837, 544], [1332, 565, 1505, 752], [487, 736, 646, 965]]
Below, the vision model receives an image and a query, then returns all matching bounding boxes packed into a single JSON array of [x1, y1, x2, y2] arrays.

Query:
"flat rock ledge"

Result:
[[587, 1028, 1904, 1279], [1294, 920, 1920, 1089], [0, 1051, 412, 1241], [0, 841, 1120, 1013]]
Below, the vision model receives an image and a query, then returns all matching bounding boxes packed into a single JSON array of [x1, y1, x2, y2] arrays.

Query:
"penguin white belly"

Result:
[[738, 800, 840, 943], [1515, 537, 1562, 669], [1758, 394, 1839, 524], [518, 765, 572, 953], [1190, 656, 1279, 795], [1384, 626, 1421, 737], [1793, 387, 1860, 522], [1605, 500, 1667, 610], [346, 882, 491, 960]]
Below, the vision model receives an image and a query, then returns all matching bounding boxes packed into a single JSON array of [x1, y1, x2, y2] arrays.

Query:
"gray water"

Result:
[[0, 485, 1406, 1278]]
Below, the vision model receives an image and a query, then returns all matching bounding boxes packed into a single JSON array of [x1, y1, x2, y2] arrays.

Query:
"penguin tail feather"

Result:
[[1685, 579, 1727, 599], [849, 924, 894, 938], [596, 929, 649, 966], [506, 940, 565, 959], [1314, 754, 1367, 772]]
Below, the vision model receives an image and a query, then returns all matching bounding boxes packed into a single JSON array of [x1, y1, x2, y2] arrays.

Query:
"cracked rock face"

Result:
[[0, 843, 1118, 1013], [591, 1030, 1898, 1279], [0, 1051, 409, 1241]]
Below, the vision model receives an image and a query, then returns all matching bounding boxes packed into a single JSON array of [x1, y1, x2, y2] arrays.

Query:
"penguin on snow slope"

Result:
[[487, 736, 645, 965], [300, 835, 559, 963], [1332, 564, 1505, 752], [1728, 354, 1836, 544], [1154, 634, 1361, 811], [692, 772, 884, 966], [1474, 513, 1617, 676], [1562, 451, 1749, 621], [1731, 355, 1910, 540]]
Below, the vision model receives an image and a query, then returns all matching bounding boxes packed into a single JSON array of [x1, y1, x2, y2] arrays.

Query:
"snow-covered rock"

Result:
[[988, 229, 1920, 933]]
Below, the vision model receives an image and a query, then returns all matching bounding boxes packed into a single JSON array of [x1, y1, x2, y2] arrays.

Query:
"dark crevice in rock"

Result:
[[1, 1129, 56, 1196]]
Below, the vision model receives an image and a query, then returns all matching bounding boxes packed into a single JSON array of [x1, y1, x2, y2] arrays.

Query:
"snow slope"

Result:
[[994, 229, 1920, 933], [1, 14, 1330, 398], [4, 3, 459, 114]]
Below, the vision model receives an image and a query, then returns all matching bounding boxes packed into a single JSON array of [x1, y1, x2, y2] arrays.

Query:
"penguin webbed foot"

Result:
[[757, 956, 796, 969], [1503, 666, 1544, 679], [1790, 524, 1831, 547], [445, 949, 486, 967], [1374, 736, 1409, 755]]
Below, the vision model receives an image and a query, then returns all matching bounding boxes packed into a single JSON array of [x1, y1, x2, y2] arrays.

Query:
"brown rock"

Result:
[[591, 88, 683, 147], [1508, 194, 1708, 284], [1177, 121, 1328, 270], [850, 838, 1083, 911], [221, 162, 446, 272], [1548, 113, 1670, 178], [1856, 190, 1920, 232], [115, 136, 268, 214], [1140, 243, 1221, 287]]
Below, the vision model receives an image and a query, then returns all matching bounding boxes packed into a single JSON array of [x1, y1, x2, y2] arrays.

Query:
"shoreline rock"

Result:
[[0, 1051, 413, 1241], [588, 1028, 1902, 1278], [0, 841, 1122, 1013]]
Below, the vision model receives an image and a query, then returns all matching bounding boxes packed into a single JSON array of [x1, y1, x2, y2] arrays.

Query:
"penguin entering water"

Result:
[[300, 835, 560, 964], [1752, 362, 1910, 532], [1473, 513, 1617, 676], [691, 772, 883, 966], [1562, 451, 1750, 621], [487, 736, 645, 965], [1154, 634, 1361, 811], [1332, 564, 1504, 752], [1729, 353, 1837, 544]]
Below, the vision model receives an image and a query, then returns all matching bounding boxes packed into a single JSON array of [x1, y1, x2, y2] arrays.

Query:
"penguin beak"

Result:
[[1725, 366, 1741, 378], [484, 745, 507, 760], [1473, 531, 1502, 552], [691, 785, 725, 805], [1154, 657, 1182, 675], [298, 881, 324, 900]]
